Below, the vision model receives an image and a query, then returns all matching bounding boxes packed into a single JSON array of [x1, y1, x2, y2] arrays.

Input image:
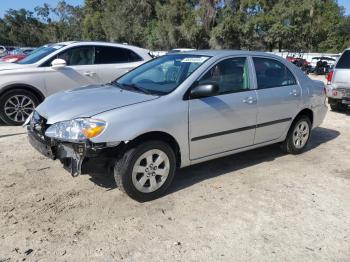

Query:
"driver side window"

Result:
[[44, 46, 95, 67], [198, 57, 251, 95]]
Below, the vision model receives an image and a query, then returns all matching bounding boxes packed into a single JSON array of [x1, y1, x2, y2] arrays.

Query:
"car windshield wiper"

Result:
[[115, 82, 152, 95]]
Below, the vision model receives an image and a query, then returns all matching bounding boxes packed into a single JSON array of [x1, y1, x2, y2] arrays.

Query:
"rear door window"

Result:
[[95, 46, 142, 64], [336, 51, 350, 69], [253, 57, 296, 89]]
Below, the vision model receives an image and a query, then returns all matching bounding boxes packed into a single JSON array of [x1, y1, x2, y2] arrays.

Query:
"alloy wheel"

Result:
[[4, 95, 35, 123], [292, 120, 310, 149], [131, 149, 170, 193]]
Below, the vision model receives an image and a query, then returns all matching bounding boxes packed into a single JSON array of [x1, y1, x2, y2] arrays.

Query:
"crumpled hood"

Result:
[[0, 62, 33, 71], [36, 84, 159, 124]]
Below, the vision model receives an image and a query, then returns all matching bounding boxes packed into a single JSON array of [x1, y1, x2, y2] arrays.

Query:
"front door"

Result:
[[189, 57, 258, 160], [252, 57, 302, 144], [43, 46, 101, 96]]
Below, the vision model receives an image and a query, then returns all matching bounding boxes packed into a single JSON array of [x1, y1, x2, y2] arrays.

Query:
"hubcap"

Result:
[[292, 120, 310, 149], [132, 149, 170, 193], [4, 95, 35, 123]]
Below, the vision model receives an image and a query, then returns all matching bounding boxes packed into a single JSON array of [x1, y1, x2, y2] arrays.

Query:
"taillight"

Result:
[[327, 71, 333, 85]]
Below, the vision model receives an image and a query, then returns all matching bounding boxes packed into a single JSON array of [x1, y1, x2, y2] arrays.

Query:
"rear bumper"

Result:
[[27, 127, 120, 176], [326, 85, 350, 99]]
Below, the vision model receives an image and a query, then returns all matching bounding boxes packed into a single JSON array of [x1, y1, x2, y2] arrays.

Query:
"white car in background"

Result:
[[0, 41, 152, 125], [326, 48, 350, 111]]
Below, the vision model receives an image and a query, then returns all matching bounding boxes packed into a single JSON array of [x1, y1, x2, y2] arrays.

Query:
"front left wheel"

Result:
[[0, 89, 39, 125], [114, 140, 176, 202]]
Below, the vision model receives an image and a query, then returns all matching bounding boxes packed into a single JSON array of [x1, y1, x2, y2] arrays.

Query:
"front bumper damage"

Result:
[[27, 124, 120, 177]]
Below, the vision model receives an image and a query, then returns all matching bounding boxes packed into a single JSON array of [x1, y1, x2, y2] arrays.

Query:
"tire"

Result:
[[0, 89, 40, 125], [281, 116, 312, 154], [114, 140, 176, 202], [330, 101, 348, 112]]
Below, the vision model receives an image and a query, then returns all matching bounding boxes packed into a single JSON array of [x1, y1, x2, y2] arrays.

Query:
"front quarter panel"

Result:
[[0, 67, 47, 96], [91, 96, 190, 167]]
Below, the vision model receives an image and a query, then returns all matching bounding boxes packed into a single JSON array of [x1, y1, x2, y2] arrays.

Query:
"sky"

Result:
[[0, 0, 84, 17], [339, 0, 350, 14], [0, 0, 349, 18]]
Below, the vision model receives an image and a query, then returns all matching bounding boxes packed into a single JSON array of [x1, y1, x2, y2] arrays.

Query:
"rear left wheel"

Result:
[[0, 89, 39, 125], [281, 116, 311, 154]]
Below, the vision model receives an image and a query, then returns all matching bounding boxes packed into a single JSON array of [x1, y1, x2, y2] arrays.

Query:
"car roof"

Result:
[[55, 41, 148, 51], [167, 49, 283, 59]]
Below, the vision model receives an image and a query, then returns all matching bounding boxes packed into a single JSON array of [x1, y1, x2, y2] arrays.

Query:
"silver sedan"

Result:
[[26, 50, 328, 201]]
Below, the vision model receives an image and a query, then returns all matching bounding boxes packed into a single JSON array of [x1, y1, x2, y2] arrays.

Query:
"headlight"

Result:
[[45, 118, 106, 141]]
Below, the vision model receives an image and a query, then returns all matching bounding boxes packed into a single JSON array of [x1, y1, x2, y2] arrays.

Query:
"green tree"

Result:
[[83, 0, 106, 40], [2, 9, 47, 46]]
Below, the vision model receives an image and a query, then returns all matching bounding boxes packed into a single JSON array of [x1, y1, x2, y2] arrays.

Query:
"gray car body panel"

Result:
[[35, 50, 328, 168]]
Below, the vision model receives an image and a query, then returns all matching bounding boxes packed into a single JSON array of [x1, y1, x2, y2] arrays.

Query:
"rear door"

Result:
[[189, 57, 257, 160], [252, 57, 301, 144], [94, 46, 145, 83], [333, 50, 350, 90]]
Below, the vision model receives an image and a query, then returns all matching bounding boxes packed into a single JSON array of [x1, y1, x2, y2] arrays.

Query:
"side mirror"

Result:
[[51, 58, 66, 69], [190, 83, 219, 99]]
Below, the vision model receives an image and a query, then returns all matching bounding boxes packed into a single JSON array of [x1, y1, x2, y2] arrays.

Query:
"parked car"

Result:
[[0, 48, 36, 63], [325, 48, 350, 111], [26, 50, 328, 201], [287, 57, 311, 74], [0, 53, 26, 63], [9, 47, 35, 55], [0, 41, 152, 125], [0, 46, 7, 57], [310, 56, 336, 74]]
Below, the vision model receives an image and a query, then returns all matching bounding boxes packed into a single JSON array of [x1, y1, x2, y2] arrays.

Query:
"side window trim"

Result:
[[95, 46, 143, 64], [193, 56, 253, 97], [252, 56, 298, 90], [39, 46, 96, 67]]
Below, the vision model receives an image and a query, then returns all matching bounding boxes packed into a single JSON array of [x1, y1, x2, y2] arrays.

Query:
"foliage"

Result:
[[0, 0, 349, 53]]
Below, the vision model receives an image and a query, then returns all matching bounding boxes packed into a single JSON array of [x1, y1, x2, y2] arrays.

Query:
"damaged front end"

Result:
[[26, 112, 120, 177]]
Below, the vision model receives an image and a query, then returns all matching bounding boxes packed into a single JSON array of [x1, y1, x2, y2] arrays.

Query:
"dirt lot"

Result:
[[1, 75, 350, 261]]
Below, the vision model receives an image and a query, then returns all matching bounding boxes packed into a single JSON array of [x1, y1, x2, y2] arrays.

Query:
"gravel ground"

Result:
[[0, 75, 350, 261]]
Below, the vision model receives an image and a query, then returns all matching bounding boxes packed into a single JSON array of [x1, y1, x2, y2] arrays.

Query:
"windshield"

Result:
[[115, 54, 210, 95], [18, 44, 65, 64]]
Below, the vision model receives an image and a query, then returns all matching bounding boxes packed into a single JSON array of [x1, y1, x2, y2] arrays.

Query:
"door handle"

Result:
[[84, 71, 96, 77], [242, 96, 257, 104], [289, 89, 299, 96]]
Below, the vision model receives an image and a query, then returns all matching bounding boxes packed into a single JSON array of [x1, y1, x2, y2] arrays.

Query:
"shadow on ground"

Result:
[[81, 127, 340, 193]]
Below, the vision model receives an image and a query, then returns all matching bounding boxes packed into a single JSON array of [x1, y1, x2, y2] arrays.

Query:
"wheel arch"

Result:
[[294, 108, 314, 125], [124, 131, 182, 168], [0, 84, 45, 103]]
